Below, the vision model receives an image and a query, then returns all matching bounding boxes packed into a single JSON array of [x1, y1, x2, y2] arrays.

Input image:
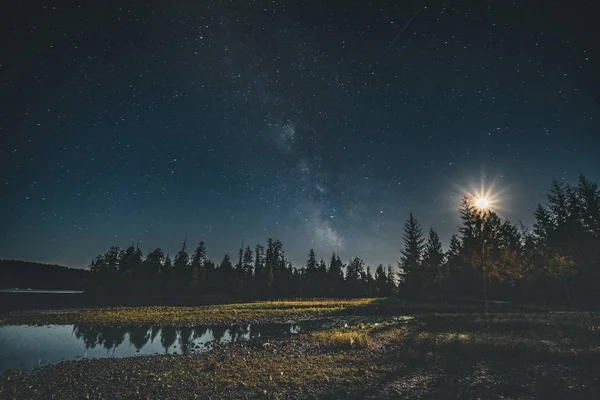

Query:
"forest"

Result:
[[85, 175, 600, 306], [0, 260, 88, 290]]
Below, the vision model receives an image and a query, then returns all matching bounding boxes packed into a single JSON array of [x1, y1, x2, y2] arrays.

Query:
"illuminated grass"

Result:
[[3, 311, 600, 398], [0, 298, 376, 326]]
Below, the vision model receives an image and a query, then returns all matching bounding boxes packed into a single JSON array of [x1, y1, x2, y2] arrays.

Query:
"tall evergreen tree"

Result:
[[173, 237, 191, 289], [144, 248, 164, 293], [386, 265, 397, 294], [346, 257, 364, 297], [533, 205, 554, 245], [161, 253, 172, 274], [217, 254, 233, 294], [548, 180, 569, 225], [191, 241, 206, 290], [423, 228, 444, 271], [306, 249, 318, 296], [365, 265, 375, 297], [375, 264, 388, 296], [399, 213, 425, 296], [242, 246, 254, 279], [328, 253, 344, 296]]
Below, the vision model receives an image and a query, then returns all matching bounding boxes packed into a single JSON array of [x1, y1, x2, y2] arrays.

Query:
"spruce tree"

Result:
[[422, 228, 444, 293], [398, 213, 425, 297], [423, 228, 444, 271], [306, 249, 318, 296], [242, 246, 254, 279], [191, 241, 206, 290], [375, 264, 388, 296], [328, 253, 344, 296], [173, 237, 191, 290]]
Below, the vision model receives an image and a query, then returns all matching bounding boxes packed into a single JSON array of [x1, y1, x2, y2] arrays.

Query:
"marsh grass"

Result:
[[312, 328, 373, 349], [0, 298, 376, 326], [3, 302, 600, 398]]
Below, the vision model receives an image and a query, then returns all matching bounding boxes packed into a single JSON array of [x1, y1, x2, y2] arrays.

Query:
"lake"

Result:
[[0, 289, 83, 294], [0, 323, 302, 372]]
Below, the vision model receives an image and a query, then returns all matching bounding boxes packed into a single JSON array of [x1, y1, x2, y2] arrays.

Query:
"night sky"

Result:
[[1, 0, 598, 269]]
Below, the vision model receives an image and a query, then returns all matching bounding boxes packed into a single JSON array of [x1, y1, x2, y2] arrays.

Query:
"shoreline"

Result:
[[3, 309, 600, 399]]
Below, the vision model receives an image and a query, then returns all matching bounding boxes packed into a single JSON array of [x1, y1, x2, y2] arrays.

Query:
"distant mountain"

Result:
[[0, 260, 89, 290]]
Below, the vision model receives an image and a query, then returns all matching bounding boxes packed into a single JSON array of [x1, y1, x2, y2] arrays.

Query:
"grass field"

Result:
[[0, 298, 375, 326], [2, 299, 600, 398]]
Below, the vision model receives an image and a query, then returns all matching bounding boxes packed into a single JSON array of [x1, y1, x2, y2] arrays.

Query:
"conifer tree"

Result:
[[399, 213, 425, 296], [328, 253, 344, 296], [242, 246, 254, 279], [306, 249, 318, 296], [191, 241, 206, 290], [375, 264, 388, 296], [421, 228, 444, 295]]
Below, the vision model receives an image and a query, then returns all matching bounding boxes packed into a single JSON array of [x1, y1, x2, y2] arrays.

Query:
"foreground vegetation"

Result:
[[0, 299, 375, 326], [2, 299, 600, 398]]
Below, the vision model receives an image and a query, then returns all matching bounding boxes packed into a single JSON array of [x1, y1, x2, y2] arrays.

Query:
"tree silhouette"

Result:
[[82, 175, 600, 306], [305, 249, 318, 296], [421, 228, 444, 296], [399, 213, 425, 297], [191, 241, 206, 291]]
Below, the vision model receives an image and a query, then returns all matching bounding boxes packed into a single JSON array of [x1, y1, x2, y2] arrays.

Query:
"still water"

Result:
[[0, 323, 301, 372]]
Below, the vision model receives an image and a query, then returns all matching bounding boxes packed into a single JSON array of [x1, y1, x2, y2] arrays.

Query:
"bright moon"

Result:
[[476, 197, 489, 209]]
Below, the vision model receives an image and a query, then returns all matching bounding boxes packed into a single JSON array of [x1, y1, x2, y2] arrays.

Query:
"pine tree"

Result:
[[375, 264, 388, 296], [144, 248, 164, 293], [422, 228, 444, 294], [242, 246, 254, 279], [577, 175, 600, 235], [145, 248, 164, 277], [173, 237, 191, 290], [548, 180, 569, 225], [162, 253, 172, 274], [306, 249, 318, 296], [328, 253, 344, 296], [346, 257, 364, 297], [217, 254, 233, 294], [386, 265, 396, 294], [366, 265, 375, 297], [533, 205, 554, 245], [459, 196, 478, 242], [398, 213, 425, 297], [191, 241, 206, 290], [423, 228, 444, 271], [446, 235, 461, 265], [318, 258, 328, 296], [119, 245, 143, 278], [253, 244, 265, 296], [160, 253, 173, 292]]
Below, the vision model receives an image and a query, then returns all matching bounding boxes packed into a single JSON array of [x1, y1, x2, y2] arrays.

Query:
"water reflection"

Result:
[[71, 323, 300, 355], [0, 323, 301, 372]]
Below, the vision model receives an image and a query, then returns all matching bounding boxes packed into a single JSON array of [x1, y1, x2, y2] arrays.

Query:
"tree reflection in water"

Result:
[[71, 323, 301, 354]]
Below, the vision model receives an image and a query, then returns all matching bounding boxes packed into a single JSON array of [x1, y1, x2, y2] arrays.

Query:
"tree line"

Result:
[[86, 237, 396, 300], [0, 260, 88, 290], [86, 175, 600, 305], [399, 174, 600, 305]]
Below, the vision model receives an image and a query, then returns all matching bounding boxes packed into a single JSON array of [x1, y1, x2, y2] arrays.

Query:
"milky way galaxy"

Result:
[[1, 0, 598, 268]]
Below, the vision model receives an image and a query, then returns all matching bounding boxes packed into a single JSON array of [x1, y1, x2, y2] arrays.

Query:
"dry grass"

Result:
[[312, 328, 373, 349], [0, 298, 376, 326], [4, 310, 600, 398]]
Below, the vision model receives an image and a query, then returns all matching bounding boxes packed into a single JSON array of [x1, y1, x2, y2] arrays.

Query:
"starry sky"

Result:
[[1, 0, 598, 269]]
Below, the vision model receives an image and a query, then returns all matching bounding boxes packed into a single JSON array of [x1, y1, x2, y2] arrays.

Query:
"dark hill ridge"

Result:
[[0, 260, 88, 290]]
